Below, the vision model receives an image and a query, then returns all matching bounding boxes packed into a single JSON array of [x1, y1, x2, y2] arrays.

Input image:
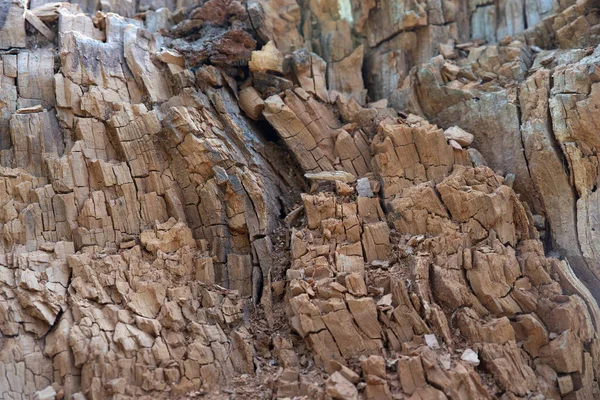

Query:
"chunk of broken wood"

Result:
[[444, 126, 474, 146], [31, 2, 66, 22], [16, 105, 44, 114], [156, 49, 185, 67], [238, 86, 265, 120], [25, 10, 56, 41], [305, 171, 355, 183], [249, 41, 284, 74], [284, 205, 304, 227]]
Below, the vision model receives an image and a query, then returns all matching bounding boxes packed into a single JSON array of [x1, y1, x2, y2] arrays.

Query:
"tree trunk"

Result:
[[1, 0, 600, 398]]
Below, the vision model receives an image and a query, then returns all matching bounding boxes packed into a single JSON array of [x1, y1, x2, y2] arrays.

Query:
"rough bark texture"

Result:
[[2, 0, 600, 399]]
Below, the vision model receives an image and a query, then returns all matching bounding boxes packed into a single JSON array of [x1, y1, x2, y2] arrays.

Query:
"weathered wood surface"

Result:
[[1, 0, 600, 399]]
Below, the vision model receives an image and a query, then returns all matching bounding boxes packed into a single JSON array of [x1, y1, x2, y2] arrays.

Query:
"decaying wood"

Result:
[[2, 0, 600, 399], [25, 9, 55, 41]]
